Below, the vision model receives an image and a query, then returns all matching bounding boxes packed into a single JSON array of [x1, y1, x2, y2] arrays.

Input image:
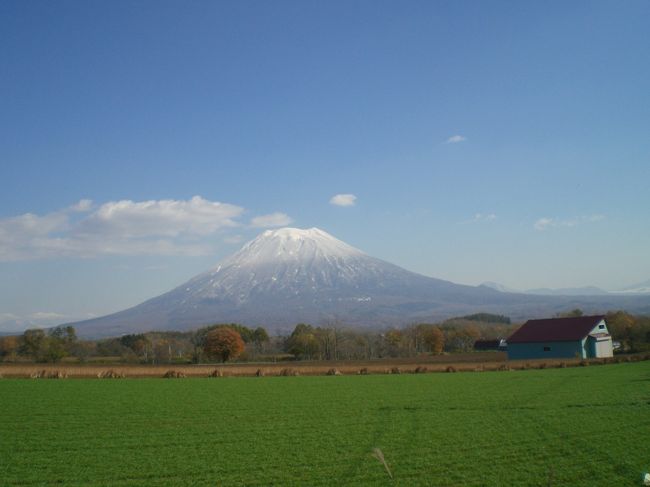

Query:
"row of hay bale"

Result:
[[14, 354, 649, 380], [30, 370, 68, 379], [98, 370, 126, 379]]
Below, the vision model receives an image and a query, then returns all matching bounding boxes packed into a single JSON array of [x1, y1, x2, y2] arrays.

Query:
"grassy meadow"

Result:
[[0, 361, 648, 486]]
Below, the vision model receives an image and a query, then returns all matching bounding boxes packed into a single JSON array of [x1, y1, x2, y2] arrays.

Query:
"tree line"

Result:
[[1, 310, 648, 364]]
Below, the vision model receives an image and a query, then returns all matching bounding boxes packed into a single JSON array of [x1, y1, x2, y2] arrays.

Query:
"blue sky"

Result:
[[1, 1, 649, 331]]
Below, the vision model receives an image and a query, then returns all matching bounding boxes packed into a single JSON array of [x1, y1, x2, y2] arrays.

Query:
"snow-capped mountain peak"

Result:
[[222, 227, 364, 268]]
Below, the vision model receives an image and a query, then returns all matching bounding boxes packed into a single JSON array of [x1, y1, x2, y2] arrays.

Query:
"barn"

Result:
[[506, 315, 614, 360]]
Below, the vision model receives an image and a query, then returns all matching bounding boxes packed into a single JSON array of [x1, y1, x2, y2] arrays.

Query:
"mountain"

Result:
[[66, 227, 650, 338], [611, 279, 650, 295], [525, 286, 609, 296], [483, 282, 612, 296], [480, 282, 520, 293]]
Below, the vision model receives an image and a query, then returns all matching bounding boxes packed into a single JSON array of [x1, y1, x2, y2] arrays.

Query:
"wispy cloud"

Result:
[[446, 135, 467, 144], [250, 212, 293, 228], [0, 196, 292, 261], [460, 213, 497, 224], [534, 215, 606, 231], [329, 194, 357, 207], [0, 311, 96, 333], [534, 217, 555, 231], [473, 213, 496, 222]]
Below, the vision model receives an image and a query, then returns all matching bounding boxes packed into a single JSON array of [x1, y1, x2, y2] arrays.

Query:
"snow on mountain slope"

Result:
[[181, 228, 371, 302]]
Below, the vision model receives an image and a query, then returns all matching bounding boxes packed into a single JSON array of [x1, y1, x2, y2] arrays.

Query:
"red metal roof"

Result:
[[507, 315, 605, 343]]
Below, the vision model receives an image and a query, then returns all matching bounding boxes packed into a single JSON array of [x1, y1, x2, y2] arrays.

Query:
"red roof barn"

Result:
[[507, 315, 613, 360]]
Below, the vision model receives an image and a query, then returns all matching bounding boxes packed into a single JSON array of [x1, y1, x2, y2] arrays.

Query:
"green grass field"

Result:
[[1, 362, 648, 486]]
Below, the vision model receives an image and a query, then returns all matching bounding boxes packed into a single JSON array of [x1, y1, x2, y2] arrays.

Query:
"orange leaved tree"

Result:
[[203, 326, 245, 363]]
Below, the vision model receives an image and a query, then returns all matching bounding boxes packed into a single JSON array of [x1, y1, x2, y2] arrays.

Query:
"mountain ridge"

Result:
[[64, 227, 650, 338]]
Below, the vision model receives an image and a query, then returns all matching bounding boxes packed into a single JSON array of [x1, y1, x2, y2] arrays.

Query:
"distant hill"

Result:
[[525, 286, 609, 296], [612, 279, 650, 295]]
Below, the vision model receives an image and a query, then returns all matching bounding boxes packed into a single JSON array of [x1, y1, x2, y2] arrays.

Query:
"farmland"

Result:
[[0, 362, 648, 486]]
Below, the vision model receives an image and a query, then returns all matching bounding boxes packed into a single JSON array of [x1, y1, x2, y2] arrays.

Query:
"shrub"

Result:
[[326, 368, 341, 376], [414, 366, 428, 374], [208, 369, 223, 378], [497, 364, 510, 371], [255, 369, 265, 377], [445, 366, 456, 373], [390, 367, 401, 375], [559, 362, 567, 368], [538, 363, 547, 369], [358, 368, 369, 375]]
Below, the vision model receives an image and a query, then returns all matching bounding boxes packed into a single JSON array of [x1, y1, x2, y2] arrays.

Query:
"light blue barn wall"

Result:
[[507, 341, 585, 360]]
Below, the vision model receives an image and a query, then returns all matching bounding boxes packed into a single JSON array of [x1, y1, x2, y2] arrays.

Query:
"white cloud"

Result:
[[223, 235, 245, 245], [474, 213, 496, 222], [329, 194, 357, 207], [0, 196, 256, 261], [76, 196, 242, 238], [70, 199, 93, 212], [534, 215, 606, 231], [534, 217, 555, 231], [459, 213, 497, 224], [587, 214, 605, 222], [250, 212, 293, 228], [446, 135, 467, 144]]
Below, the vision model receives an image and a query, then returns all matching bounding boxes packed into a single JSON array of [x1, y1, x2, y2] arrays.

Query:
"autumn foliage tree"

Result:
[[203, 326, 245, 362], [423, 326, 445, 354]]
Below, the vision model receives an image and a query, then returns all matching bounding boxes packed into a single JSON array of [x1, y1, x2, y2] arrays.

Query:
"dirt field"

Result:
[[1, 352, 644, 378]]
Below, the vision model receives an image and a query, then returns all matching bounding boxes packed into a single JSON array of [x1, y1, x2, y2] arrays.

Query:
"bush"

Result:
[[255, 369, 265, 377], [326, 368, 341, 376], [390, 367, 401, 375], [445, 366, 456, 373], [358, 368, 369, 375], [208, 369, 223, 378], [414, 366, 428, 374]]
